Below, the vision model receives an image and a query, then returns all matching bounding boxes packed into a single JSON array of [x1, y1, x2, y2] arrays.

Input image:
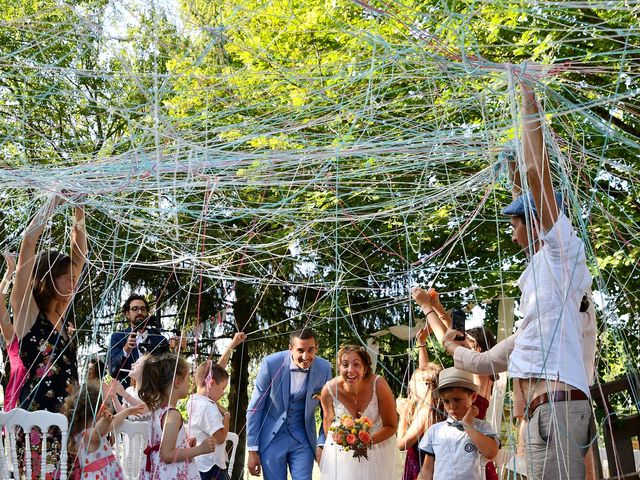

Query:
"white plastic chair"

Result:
[[225, 432, 239, 475], [0, 410, 14, 479], [5, 408, 69, 480], [113, 419, 148, 480]]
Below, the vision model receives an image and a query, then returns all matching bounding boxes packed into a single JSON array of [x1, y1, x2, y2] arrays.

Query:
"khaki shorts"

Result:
[[524, 399, 592, 480]]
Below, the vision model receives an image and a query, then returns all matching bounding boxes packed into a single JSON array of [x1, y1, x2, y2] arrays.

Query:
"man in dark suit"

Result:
[[107, 294, 168, 388]]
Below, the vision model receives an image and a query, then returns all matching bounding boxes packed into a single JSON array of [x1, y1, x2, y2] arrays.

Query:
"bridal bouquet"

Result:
[[330, 414, 373, 461]]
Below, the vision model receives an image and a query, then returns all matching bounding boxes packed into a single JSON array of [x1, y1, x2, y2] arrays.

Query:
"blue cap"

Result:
[[502, 192, 564, 218]]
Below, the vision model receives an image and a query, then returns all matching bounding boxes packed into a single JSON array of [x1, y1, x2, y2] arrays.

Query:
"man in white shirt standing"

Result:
[[498, 79, 593, 479]]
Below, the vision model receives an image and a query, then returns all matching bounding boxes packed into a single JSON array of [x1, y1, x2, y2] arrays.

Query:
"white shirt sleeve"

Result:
[[201, 404, 225, 437], [540, 213, 586, 266], [473, 420, 501, 448], [453, 335, 514, 375], [418, 423, 435, 455]]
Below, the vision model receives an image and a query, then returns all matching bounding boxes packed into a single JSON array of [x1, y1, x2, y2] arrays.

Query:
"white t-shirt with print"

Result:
[[419, 418, 499, 480]]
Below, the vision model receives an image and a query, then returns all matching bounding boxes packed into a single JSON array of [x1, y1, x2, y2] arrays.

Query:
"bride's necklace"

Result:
[[345, 385, 362, 417]]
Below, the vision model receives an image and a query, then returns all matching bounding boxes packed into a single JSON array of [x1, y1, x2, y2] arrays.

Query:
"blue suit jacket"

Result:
[[108, 327, 138, 388], [246, 350, 332, 453]]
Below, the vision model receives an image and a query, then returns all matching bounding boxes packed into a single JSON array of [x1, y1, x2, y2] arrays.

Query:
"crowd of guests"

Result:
[[0, 79, 596, 480]]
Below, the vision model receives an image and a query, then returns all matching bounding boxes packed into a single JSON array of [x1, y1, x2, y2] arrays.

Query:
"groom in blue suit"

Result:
[[247, 328, 332, 479]]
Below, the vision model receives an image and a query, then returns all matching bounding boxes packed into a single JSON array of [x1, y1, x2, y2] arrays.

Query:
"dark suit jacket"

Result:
[[108, 327, 138, 388]]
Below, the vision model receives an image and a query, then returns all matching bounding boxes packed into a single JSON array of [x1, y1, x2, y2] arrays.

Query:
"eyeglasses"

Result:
[[129, 306, 148, 313]]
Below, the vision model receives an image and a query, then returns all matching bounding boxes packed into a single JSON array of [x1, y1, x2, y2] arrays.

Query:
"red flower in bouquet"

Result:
[[358, 430, 371, 444], [329, 414, 372, 461]]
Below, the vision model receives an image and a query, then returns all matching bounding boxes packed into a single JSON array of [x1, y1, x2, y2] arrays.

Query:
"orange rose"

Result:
[[341, 415, 355, 428], [358, 431, 371, 445], [346, 433, 357, 445], [360, 416, 373, 427]]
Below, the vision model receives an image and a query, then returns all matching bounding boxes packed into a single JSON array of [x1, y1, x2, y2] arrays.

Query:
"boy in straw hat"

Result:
[[418, 367, 499, 480]]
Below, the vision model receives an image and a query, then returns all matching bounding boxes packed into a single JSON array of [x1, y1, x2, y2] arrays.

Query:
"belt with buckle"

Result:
[[526, 389, 589, 420]]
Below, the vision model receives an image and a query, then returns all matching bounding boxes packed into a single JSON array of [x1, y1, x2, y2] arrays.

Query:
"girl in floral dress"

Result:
[[63, 383, 145, 479], [10, 195, 88, 479], [138, 354, 217, 480]]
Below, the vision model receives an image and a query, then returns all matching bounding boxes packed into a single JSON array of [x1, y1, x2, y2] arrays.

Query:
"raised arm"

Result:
[[217, 332, 246, 369], [70, 205, 87, 290], [397, 404, 430, 451], [11, 196, 60, 339], [429, 290, 452, 329], [415, 326, 430, 370], [112, 403, 146, 427], [1, 252, 16, 343], [520, 81, 558, 232], [507, 151, 523, 200], [412, 287, 449, 344], [213, 402, 231, 444]]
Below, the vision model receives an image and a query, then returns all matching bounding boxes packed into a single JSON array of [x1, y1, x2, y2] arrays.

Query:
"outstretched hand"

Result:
[[97, 404, 113, 425], [2, 251, 16, 273], [230, 332, 247, 349], [124, 403, 147, 417], [428, 289, 445, 314], [101, 381, 116, 399], [415, 325, 431, 345], [112, 379, 126, 397], [411, 286, 432, 308]]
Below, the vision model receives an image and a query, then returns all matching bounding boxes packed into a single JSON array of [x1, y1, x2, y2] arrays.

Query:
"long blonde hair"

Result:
[[407, 363, 444, 427]]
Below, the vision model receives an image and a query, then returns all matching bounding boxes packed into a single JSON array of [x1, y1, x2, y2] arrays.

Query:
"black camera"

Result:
[[135, 315, 170, 355], [451, 307, 466, 341]]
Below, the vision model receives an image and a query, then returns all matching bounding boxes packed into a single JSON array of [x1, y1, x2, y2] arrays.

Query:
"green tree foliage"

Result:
[[1, 1, 639, 476]]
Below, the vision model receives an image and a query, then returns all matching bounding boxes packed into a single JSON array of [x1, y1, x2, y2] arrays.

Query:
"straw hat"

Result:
[[433, 367, 478, 398]]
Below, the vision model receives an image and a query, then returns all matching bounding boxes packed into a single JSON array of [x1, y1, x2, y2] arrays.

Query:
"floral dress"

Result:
[[74, 430, 125, 480], [140, 406, 199, 480], [17, 311, 78, 480]]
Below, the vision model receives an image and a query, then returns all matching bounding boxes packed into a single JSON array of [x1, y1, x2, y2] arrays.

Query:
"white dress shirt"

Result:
[[508, 213, 592, 396]]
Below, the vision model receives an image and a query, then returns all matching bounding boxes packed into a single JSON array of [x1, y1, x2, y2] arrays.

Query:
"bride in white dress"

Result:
[[319, 345, 398, 479]]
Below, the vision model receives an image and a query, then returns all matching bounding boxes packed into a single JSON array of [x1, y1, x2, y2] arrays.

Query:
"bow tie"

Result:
[[291, 367, 309, 373], [447, 420, 465, 431]]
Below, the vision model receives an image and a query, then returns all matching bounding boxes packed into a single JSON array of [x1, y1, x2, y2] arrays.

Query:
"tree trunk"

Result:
[[228, 282, 253, 480]]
